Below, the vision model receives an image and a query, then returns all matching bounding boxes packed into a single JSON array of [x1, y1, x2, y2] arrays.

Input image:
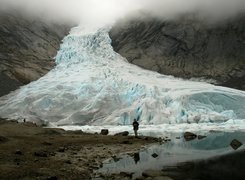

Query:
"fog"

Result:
[[1, 0, 245, 25]]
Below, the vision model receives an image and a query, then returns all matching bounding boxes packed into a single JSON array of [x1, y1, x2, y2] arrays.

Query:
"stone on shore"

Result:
[[100, 129, 109, 135]]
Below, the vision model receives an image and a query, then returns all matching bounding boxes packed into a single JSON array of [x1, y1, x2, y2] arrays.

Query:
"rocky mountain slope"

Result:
[[0, 11, 71, 96], [110, 14, 245, 90]]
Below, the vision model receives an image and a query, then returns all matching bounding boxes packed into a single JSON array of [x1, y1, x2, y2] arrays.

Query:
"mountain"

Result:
[[0, 11, 71, 96], [110, 14, 245, 90]]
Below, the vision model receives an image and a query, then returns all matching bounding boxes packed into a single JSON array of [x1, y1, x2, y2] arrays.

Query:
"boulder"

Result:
[[184, 132, 197, 141], [100, 129, 109, 135], [230, 139, 242, 150], [198, 135, 207, 140], [114, 131, 129, 136], [15, 150, 22, 155], [152, 153, 158, 158]]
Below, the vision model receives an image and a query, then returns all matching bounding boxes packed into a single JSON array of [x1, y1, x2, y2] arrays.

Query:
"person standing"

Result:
[[132, 119, 139, 137]]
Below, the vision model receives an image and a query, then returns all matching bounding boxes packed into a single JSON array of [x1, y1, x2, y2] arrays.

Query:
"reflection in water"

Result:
[[133, 152, 140, 164], [96, 131, 245, 179]]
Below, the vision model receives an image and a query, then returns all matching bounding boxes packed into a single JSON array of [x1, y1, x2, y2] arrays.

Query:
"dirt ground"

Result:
[[0, 119, 158, 180]]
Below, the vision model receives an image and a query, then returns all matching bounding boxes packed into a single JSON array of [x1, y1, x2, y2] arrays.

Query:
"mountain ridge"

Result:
[[110, 14, 245, 90]]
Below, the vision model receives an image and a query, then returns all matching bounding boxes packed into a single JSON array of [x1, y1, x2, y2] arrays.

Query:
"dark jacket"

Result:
[[133, 121, 139, 130]]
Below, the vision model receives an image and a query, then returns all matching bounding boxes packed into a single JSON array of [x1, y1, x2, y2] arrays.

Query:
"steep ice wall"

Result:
[[0, 26, 245, 126]]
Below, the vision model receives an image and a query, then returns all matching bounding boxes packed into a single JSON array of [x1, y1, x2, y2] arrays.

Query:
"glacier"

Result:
[[0, 26, 245, 132]]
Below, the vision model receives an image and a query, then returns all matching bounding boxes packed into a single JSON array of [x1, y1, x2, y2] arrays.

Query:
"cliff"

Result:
[[110, 14, 245, 90], [0, 11, 71, 96]]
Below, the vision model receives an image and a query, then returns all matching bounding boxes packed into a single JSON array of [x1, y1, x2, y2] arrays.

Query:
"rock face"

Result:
[[0, 11, 71, 96], [110, 14, 245, 90]]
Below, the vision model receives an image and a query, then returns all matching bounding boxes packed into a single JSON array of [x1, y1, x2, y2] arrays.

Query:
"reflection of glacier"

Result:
[[97, 132, 245, 177], [0, 26, 245, 126]]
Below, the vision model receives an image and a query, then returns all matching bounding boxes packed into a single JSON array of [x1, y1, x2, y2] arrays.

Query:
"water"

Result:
[[96, 131, 245, 178]]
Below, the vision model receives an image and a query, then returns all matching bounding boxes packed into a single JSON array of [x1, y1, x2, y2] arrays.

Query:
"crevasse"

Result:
[[0, 26, 245, 126]]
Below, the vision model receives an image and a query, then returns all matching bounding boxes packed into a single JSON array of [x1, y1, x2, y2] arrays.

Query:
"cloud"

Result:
[[1, 0, 245, 25]]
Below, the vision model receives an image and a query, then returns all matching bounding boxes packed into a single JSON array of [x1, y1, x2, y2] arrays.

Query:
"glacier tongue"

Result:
[[0, 26, 245, 126]]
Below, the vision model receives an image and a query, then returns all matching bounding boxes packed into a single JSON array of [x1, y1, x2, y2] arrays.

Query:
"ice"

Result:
[[0, 26, 245, 129]]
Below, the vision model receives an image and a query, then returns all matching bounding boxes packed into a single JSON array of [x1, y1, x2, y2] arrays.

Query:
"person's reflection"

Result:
[[134, 152, 140, 164]]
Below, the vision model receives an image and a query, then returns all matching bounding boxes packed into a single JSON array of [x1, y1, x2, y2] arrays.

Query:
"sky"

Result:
[[0, 0, 245, 25]]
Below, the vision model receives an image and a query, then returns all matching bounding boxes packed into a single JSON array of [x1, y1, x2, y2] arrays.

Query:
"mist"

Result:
[[1, 0, 245, 26]]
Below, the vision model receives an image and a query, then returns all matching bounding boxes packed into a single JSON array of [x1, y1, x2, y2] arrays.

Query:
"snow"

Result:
[[0, 26, 245, 133]]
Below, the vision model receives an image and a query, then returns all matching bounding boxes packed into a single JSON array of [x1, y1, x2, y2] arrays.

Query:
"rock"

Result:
[[0, 11, 71, 97], [198, 135, 207, 140], [112, 155, 121, 162], [120, 140, 132, 144], [64, 160, 72, 164], [42, 142, 52, 146], [9, 120, 18, 123], [0, 136, 8, 143], [110, 14, 245, 90], [46, 176, 58, 180], [135, 176, 146, 180], [114, 131, 129, 136], [152, 153, 158, 158], [15, 150, 22, 155], [153, 176, 174, 180], [142, 170, 166, 177], [34, 151, 48, 157], [230, 139, 242, 150], [100, 129, 109, 135], [120, 172, 133, 178], [184, 132, 197, 141], [58, 147, 65, 152]]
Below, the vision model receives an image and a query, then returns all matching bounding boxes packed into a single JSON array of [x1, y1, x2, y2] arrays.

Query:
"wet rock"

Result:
[[112, 155, 121, 162], [152, 153, 158, 158], [114, 131, 129, 136], [142, 170, 166, 177], [230, 139, 242, 150], [15, 150, 22, 155], [100, 129, 109, 135], [184, 132, 197, 141], [198, 135, 207, 140]]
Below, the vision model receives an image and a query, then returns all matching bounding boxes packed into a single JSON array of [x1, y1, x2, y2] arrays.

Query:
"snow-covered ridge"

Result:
[[0, 26, 245, 126]]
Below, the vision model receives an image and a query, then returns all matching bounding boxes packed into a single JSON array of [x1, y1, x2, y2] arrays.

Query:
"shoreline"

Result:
[[0, 119, 159, 179], [1, 119, 244, 180]]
